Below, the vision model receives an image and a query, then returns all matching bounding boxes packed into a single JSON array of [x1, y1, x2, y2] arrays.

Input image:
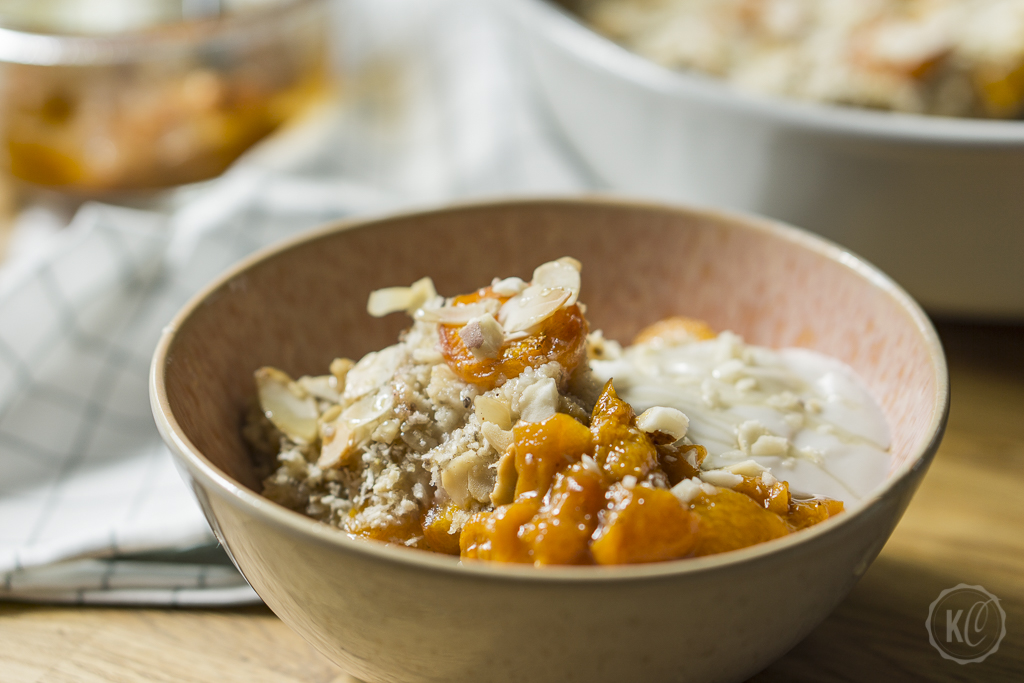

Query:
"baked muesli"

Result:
[[244, 258, 881, 565]]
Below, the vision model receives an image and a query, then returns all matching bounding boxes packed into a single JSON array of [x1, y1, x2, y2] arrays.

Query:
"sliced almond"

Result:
[[298, 375, 341, 403], [416, 299, 500, 325], [481, 421, 514, 454], [490, 450, 518, 506], [498, 285, 571, 334], [255, 367, 319, 444], [367, 277, 437, 317], [475, 395, 513, 431], [532, 258, 581, 306]]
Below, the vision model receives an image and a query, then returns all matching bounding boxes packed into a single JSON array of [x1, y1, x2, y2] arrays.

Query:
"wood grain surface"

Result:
[[1, 321, 1021, 683]]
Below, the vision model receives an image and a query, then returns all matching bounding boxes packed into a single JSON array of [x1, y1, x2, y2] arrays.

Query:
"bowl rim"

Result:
[[150, 196, 949, 583], [0, 0, 324, 66], [507, 0, 1024, 146]]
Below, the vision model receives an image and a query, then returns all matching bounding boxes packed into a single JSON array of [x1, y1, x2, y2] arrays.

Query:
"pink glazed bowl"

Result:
[[150, 199, 948, 683]]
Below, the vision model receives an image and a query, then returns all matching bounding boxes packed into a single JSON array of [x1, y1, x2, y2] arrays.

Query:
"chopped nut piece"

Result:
[[736, 419, 770, 452], [518, 377, 559, 423], [459, 314, 505, 360], [726, 459, 772, 477], [751, 435, 789, 456], [699, 469, 744, 488], [481, 421, 514, 454], [636, 406, 689, 442]]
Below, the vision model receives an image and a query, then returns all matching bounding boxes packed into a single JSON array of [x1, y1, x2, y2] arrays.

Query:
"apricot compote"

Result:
[[457, 382, 844, 565]]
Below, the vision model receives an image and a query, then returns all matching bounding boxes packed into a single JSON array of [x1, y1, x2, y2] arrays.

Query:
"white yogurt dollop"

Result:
[[590, 331, 891, 505]]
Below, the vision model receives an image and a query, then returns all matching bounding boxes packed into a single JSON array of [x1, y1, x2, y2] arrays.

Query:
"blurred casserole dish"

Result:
[[505, 0, 1024, 318]]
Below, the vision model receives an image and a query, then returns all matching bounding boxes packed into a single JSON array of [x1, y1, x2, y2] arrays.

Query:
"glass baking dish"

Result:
[[0, 0, 331, 195]]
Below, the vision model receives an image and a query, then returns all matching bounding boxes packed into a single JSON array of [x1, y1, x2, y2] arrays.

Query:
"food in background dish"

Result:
[[570, 0, 1024, 118], [245, 259, 892, 565], [0, 2, 328, 192]]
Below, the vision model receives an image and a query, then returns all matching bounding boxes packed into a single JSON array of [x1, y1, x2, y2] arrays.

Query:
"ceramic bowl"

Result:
[[503, 0, 1024, 318], [151, 199, 948, 683]]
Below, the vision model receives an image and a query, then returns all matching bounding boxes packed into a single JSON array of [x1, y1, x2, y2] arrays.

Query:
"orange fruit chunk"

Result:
[[591, 485, 699, 565], [438, 288, 588, 390], [513, 413, 593, 500], [590, 381, 658, 481]]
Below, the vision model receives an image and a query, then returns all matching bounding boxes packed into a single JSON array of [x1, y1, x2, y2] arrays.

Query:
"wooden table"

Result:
[[2, 321, 1021, 683]]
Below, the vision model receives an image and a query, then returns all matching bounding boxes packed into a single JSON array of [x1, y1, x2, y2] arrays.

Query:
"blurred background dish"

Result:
[[0, 0, 330, 196], [572, 0, 1024, 120], [506, 0, 1024, 318]]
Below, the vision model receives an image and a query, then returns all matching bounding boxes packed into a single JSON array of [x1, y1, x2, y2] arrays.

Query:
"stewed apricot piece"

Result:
[[520, 463, 606, 565], [460, 499, 542, 563], [512, 413, 593, 500], [733, 475, 792, 516], [687, 488, 792, 556], [633, 316, 716, 345], [422, 504, 462, 555], [657, 442, 707, 486], [787, 497, 845, 530], [348, 510, 424, 548], [589, 381, 659, 481], [438, 289, 588, 389], [591, 485, 699, 564]]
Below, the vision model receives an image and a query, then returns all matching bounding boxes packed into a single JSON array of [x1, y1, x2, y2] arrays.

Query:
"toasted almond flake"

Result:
[[491, 276, 528, 297], [636, 406, 689, 441], [367, 277, 437, 317], [556, 256, 582, 271], [460, 314, 505, 359], [532, 259, 581, 306], [344, 390, 393, 427], [256, 367, 319, 443], [498, 285, 571, 334], [329, 358, 355, 390], [481, 421, 514, 454], [416, 299, 500, 325], [317, 421, 357, 469], [442, 451, 492, 508], [490, 450, 518, 505], [319, 403, 344, 430], [475, 395, 513, 430], [699, 469, 744, 488], [298, 375, 341, 403]]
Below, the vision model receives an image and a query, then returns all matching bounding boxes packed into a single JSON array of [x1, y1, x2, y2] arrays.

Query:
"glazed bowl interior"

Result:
[[160, 198, 943, 514]]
